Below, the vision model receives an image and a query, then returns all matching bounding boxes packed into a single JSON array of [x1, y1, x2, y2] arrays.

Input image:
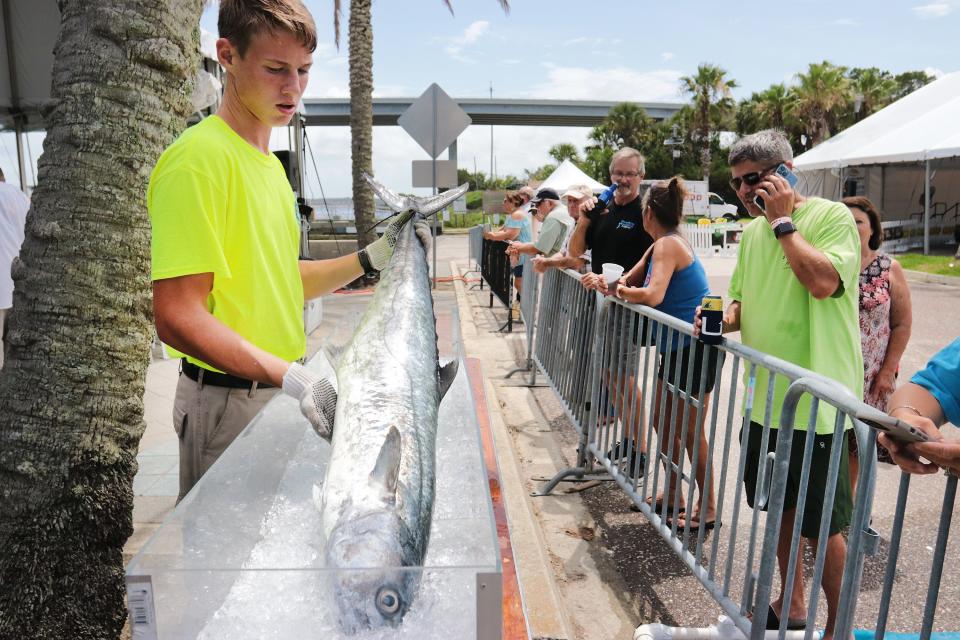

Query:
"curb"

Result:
[[902, 268, 960, 287]]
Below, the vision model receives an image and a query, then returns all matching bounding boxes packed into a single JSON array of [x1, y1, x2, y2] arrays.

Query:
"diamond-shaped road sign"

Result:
[[398, 83, 471, 159]]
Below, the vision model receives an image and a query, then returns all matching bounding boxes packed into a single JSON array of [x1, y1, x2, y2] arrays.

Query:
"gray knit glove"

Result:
[[365, 213, 432, 271], [282, 363, 338, 440]]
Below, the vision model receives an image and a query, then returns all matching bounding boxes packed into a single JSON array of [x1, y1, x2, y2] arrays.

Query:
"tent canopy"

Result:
[[0, 0, 58, 132], [793, 71, 960, 171], [537, 159, 606, 194]]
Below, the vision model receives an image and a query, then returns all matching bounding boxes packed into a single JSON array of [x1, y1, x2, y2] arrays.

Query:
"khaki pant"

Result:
[[0, 307, 7, 370], [173, 373, 280, 501]]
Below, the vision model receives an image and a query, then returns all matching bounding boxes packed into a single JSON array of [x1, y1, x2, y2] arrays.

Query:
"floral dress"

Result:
[[852, 253, 895, 461]]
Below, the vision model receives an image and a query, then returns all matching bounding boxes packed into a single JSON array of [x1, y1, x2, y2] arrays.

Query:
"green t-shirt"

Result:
[[728, 198, 863, 434], [534, 207, 573, 256], [148, 115, 305, 370]]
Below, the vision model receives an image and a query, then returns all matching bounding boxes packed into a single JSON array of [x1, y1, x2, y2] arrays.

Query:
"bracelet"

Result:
[[889, 405, 923, 418], [769, 216, 792, 227]]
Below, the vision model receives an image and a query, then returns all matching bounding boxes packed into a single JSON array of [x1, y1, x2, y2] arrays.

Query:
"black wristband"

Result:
[[773, 220, 797, 239], [357, 248, 378, 275]]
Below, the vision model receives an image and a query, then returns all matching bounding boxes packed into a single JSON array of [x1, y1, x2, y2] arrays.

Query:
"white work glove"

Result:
[[282, 363, 338, 440], [363, 212, 432, 272]]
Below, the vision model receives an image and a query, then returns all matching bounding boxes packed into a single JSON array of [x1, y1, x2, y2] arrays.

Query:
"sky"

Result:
[[2, 0, 958, 200]]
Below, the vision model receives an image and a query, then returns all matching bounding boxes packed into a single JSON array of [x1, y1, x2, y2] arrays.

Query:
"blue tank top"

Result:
[[644, 236, 710, 351]]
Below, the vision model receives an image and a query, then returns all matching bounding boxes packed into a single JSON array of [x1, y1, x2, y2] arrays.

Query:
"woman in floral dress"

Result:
[[842, 197, 913, 491]]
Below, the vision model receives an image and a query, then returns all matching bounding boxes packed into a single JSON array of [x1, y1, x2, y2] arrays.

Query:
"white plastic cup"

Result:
[[602, 263, 624, 287]]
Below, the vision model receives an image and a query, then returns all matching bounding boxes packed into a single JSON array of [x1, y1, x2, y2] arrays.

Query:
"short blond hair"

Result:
[[219, 0, 317, 57]]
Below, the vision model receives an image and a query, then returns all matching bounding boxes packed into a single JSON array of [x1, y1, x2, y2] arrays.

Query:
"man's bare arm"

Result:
[[153, 274, 290, 386], [299, 254, 365, 300]]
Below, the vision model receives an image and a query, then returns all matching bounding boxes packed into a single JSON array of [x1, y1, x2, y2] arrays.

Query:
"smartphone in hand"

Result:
[[854, 407, 933, 444], [755, 164, 799, 211]]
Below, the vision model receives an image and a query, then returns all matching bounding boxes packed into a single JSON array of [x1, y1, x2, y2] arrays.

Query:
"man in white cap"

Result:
[[505, 187, 573, 262], [533, 184, 593, 274]]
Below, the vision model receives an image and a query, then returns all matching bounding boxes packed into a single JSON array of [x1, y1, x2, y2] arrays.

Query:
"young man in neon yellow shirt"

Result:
[[149, 0, 424, 501], [696, 130, 861, 640]]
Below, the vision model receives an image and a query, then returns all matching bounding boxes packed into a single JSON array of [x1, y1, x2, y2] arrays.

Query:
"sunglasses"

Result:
[[729, 165, 778, 191]]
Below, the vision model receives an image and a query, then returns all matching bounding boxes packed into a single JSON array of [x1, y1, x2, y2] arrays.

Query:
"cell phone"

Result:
[[755, 163, 798, 211], [853, 407, 933, 443]]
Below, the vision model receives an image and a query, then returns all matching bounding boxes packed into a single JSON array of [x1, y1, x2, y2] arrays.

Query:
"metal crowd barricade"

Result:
[[520, 277, 957, 638], [505, 258, 542, 384], [467, 225, 485, 289], [480, 237, 514, 332]]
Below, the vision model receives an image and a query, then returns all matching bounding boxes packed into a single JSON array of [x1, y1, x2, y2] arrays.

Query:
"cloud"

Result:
[[444, 20, 491, 62], [912, 1, 954, 17], [924, 66, 946, 78], [501, 59, 521, 65], [525, 65, 685, 102], [661, 52, 675, 61]]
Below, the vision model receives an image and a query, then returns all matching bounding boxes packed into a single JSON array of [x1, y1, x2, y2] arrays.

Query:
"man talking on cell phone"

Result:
[[693, 129, 861, 640]]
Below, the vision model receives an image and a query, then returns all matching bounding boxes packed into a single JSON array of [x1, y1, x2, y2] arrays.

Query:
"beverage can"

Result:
[[700, 295, 724, 345]]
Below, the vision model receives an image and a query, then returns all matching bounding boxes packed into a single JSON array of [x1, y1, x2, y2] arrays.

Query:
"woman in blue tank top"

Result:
[[615, 177, 722, 530]]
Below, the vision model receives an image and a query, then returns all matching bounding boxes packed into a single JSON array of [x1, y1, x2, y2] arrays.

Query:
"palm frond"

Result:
[[333, 0, 342, 49]]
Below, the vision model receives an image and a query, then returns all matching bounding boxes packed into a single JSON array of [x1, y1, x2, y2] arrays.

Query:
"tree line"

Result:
[[459, 63, 934, 207]]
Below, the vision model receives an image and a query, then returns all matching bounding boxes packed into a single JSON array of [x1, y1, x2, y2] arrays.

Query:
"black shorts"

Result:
[[742, 421, 852, 539], [512, 264, 523, 277], [657, 341, 723, 397]]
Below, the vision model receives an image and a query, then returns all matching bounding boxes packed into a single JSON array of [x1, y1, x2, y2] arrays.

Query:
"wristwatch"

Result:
[[357, 247, 378, 277], [773, 219, 797, 239]]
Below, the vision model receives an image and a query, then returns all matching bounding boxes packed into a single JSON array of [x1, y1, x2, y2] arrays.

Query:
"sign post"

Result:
[[398, 84, 471, 284]]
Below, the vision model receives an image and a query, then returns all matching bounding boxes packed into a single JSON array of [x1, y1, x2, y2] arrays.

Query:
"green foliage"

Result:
[[512, 64, 935, 191], [548, 143, 581, 165], [524, 163, 556, 182], [896, 253, 960, 277]]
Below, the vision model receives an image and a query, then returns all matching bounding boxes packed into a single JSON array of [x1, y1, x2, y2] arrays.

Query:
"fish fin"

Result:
[[369, 426, 402, 502], [413, 183, 470, 218], [363, 172, 413, 213], [438, 359, 459, 399]]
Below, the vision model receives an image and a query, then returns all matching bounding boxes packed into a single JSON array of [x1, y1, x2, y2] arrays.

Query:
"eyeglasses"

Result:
[[729, 165, 777, 191], [611, 171, 641, 179]]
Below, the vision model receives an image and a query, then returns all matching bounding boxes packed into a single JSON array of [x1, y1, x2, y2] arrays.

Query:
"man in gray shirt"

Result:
[[506, 187, 573, 261]]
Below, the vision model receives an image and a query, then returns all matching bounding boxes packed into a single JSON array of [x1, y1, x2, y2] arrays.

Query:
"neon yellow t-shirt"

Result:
[[728, 197, 863, 434], [148, 115, 305, 370]]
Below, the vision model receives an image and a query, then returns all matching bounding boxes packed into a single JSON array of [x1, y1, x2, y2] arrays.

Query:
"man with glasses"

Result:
[[568, 147, 655, 472], [696, 129, 861, 640], [570, 147, 654, 292]]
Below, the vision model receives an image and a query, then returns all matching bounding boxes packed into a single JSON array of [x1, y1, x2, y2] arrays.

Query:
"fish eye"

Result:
[[376, 587, 401, 616]]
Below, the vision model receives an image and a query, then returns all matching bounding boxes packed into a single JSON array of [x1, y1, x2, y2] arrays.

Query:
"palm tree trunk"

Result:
[[349, 0, 376, 251], [0, 1, 201, 636]]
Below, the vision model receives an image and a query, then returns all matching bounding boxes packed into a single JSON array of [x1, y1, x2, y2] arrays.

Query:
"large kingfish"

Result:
[[318, 177, 469, 632]]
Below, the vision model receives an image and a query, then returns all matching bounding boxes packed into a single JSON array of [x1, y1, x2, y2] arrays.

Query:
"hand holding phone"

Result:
[[755, 163, 798, 211], [854, 406, 933, 444]]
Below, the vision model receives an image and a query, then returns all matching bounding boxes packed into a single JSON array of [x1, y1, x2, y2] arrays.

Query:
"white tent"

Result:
[[537, 159, 606, 195], [793, 71, 960, 253]]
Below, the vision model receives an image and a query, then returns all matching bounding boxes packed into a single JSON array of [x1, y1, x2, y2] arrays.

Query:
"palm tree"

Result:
[[789, 61, 850, 146], [754, 83, 791, 130], [548, 142, 581, 165], [332, 0, 509, 256], [680, 64, 737, 183], [589, 102, 656, 151], [0, 0, 203, 635], [848, 67, 897, 122]]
